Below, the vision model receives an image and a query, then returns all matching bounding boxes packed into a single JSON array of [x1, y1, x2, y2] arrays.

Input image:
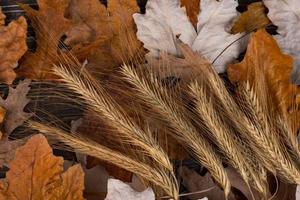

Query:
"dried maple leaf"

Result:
[[0, 7, 28, 84], [227, 29, 300, 134], [65, 0, 144, 71], [0, 134, 84, 200], [17, 0, 72, 80], [263, 0, 300, 84], [181, 0, 200, 28], [134, 0, 248, 73], [0, 79, 32, 138], [231, 2, 271, 34]]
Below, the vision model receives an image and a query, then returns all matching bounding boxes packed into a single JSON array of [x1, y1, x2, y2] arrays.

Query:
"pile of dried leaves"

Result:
[[0, 0, 300, 199]]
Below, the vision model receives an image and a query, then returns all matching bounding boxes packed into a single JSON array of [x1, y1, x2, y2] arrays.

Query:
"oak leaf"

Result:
[[227, 29, 300, 135], [0, 134, 85, 200], [0, 79, 32, 138], [0, 7, 28, 84], [133, 0, 248, 73], [231, 2, 271, 34], [0, 79, 32, 167], [17, 0, 72, 80], [181, 0, 200, 28], [263, 0, 300, 84]]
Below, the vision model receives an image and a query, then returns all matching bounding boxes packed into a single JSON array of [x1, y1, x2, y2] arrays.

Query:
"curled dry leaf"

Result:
[[0, 134, 85, 200], [104, 179, 155, 200], [0, 79, 32, 138], [181, 0, 200, 28], [263, 0, 300, 84], [0, 7, 28, 84], [134, 0, 247, 73], [227, 29, 300, 135], [231, 2, 271, 34], [17, 0, 72, 80]]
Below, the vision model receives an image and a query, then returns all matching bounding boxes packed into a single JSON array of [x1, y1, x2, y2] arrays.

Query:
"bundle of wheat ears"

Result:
[[0, 0, 300, 199]]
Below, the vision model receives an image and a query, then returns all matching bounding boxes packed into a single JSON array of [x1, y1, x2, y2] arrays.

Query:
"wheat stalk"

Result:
[[178, 44, 269, 182], [189, 81, 267, 196], [240, 82, 300, 183], [121, 64, 231, 197], [28, 121, 179, 200], [51, 64, 173, 173]]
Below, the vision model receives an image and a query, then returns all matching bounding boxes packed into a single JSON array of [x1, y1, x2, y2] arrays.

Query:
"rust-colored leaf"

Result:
[[17, 0, 72, 80], [227, 29, 300, 134], [231, 2, 271, 34], [181, 0, 200, 28], [0, 134, 84, 200], [0, 7, 28, 84]]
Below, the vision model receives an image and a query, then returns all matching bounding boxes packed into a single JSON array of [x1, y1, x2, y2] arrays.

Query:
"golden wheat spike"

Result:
[[189, 80, 267, 196], [121, 64, 231, 198], [28, 121, 179, 200], [178, 43, 270, 181], [240, 82, 300, 183], [51, 64, 173, 173]]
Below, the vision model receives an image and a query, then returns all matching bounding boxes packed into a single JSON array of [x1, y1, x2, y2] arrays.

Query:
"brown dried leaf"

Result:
[[0, 79, 32, 138], [0, 134, 84, 200], [231, 2, 271, 34], [180, 166, 235, 200], [227, 29, 300, 134], [66, 0, 144, 72], [17, 0, 72, 80], [65, 0, 110, 46], [0, 7, 28, 84], [181, 0, 200, 28]]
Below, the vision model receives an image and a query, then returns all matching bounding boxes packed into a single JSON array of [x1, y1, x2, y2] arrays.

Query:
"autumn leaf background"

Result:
[[0, 0, 300, 199]]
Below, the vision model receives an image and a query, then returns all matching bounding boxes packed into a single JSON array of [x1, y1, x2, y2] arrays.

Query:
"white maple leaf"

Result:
[[263, 0, 300, 83], [105, 179, 155, 200], [133, 0, 196, 57], [192, 0, 247, 73], [133, 0, 247, 73]]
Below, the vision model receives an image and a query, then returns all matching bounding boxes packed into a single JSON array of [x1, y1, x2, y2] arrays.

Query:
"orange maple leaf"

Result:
[[0, 134, 84, 200]]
